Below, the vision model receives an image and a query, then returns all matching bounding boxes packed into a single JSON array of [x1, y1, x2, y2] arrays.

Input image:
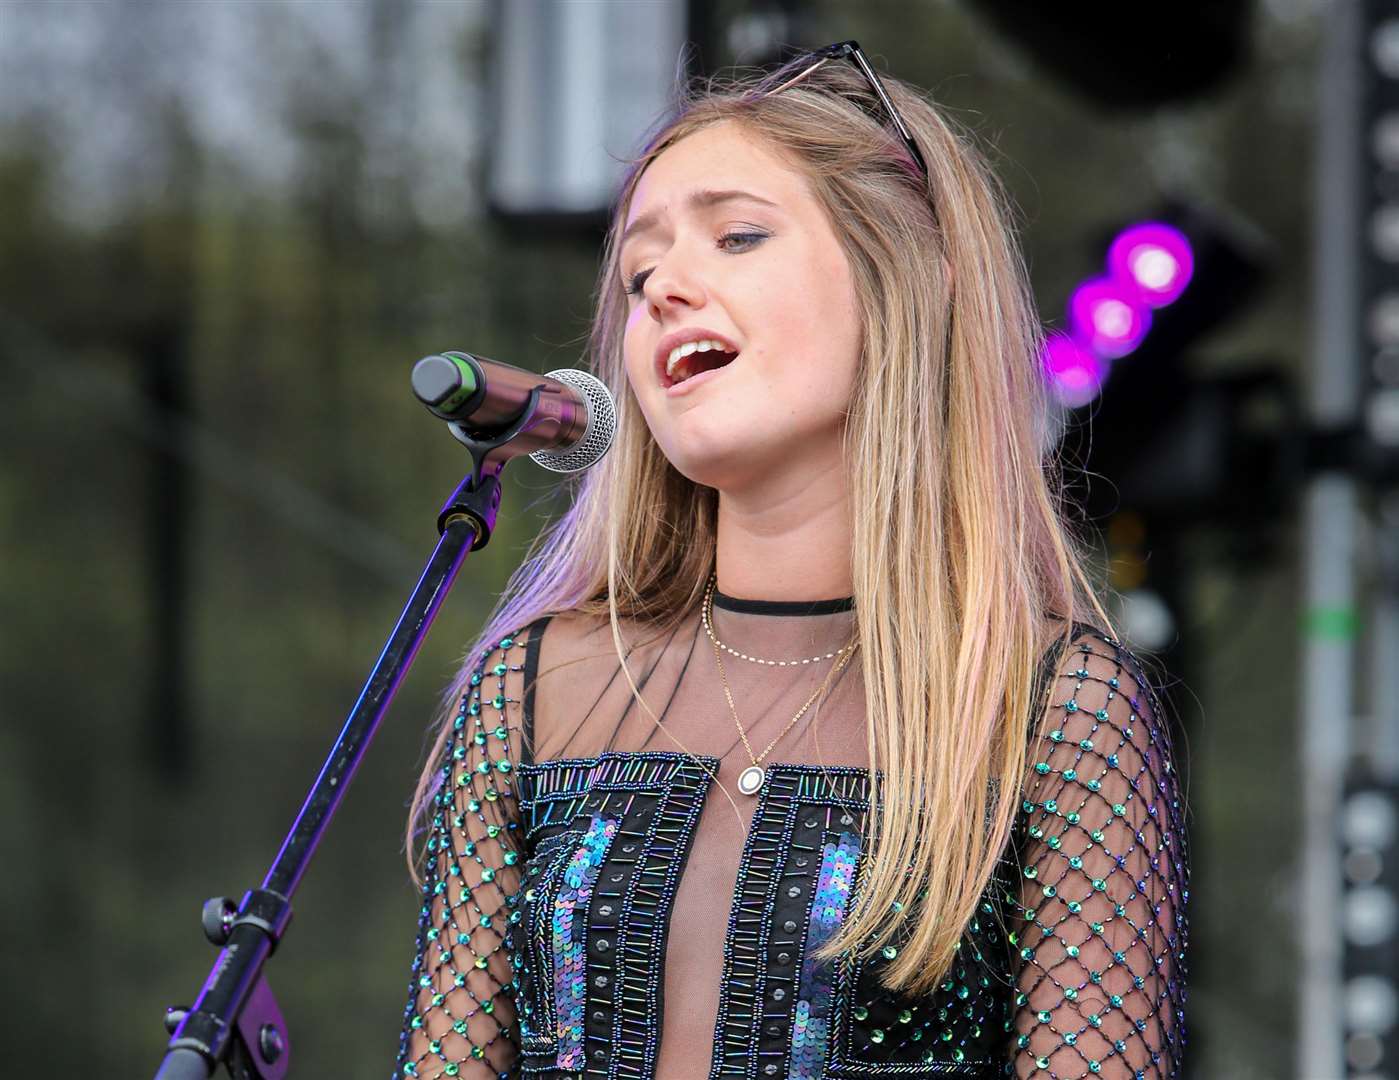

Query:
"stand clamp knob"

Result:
[[201, 896, 237, 945]]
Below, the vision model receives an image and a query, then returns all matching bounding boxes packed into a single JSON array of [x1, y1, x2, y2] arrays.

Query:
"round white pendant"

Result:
[[737, 765, 765, 796]]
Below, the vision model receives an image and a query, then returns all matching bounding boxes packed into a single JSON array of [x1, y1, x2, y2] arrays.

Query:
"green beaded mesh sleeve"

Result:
[[1008, 628, 1189, 1079], [395, 628, 534, 1080]]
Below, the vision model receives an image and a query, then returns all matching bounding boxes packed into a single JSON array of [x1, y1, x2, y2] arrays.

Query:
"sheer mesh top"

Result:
[[395, 592, 1189, 1079]]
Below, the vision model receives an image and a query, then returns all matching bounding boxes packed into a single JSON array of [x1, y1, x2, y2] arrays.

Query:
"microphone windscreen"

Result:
[[529, 369, 616, 473]]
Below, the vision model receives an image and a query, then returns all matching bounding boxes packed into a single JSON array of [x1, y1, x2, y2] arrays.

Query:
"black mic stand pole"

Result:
[[153, 390, 546, 1080]]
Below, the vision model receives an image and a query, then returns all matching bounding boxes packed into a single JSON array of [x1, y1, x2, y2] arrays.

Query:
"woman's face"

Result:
[[619, 120, 862, 493]]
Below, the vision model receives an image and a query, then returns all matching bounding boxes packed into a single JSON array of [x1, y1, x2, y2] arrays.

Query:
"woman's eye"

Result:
[[623, 230, 770, 297], [717, 230, 767, 252]]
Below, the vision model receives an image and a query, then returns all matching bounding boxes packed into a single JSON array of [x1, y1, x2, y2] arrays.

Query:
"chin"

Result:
[[663, 438, 779, 493], [662, 447, 736, 490]]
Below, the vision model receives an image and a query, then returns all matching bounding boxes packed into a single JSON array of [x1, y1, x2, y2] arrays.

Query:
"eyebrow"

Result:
[[620, 189, 780, 250]]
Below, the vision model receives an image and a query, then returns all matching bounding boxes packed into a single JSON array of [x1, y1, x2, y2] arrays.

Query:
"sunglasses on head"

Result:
[[761, 40, 928, 179]]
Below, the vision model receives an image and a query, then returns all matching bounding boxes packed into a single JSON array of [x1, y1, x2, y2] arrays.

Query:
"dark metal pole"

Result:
[[155, 454, 507, 1080]]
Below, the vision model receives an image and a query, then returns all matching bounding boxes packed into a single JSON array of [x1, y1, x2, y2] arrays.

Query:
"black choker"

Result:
[[711, 588, 855, 616]]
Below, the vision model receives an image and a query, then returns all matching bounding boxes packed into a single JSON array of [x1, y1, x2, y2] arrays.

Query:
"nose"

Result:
[[643, 249, 706, 318]]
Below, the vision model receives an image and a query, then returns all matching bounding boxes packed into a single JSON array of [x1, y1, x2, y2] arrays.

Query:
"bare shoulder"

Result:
[[528, 607, 685, 760], [531, 609, 617, 685], [527, 608, 636, 761]]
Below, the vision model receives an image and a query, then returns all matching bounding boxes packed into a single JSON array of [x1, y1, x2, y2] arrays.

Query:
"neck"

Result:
[[714, 465, 854, 602]]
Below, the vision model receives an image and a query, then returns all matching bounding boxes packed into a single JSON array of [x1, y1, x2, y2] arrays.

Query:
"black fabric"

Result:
[[520, 613, 552, 769]]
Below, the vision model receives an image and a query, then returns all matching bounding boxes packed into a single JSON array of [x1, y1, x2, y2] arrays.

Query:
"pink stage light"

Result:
[[1069, 276, 1151, 359], [1041, 331, 1106, 407], [1107, 222, 1194, 308]]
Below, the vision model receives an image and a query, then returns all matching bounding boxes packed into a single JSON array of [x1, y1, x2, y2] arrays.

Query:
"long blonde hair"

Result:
[[406, 53, 1114, 995]]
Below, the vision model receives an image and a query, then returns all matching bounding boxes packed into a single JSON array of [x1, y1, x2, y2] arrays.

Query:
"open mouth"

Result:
[[661, 347, 739, 389]]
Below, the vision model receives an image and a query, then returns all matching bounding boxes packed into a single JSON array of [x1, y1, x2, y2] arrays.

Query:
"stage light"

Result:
[[1347, 1030, 1385, 1072], [1358, 0, 1399, 488], [1347, 976, 1399, 1036], [1348, 886, 1399, 947], [1371, 203, 1399, 263], [1117, 587, 1176, 653], [1342, 775, 1399, 1075], [1108, 223, 1195, 308], [1042, 202, 1264, 413], [1372, 17, 1399, 79], [1367, 387, 1399, 448], [1069, 277, 1152, 359], [1349, 847, 1387, 886], [1374, 112, 1399, 171], [1368, 293, 1399, 346], [1040, 331, 1105, 408]]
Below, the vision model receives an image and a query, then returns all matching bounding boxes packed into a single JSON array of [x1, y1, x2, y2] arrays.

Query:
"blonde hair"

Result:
[[406, 53, 1114, 995]]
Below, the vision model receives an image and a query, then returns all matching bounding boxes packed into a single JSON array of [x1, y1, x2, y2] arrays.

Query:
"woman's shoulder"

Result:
[[1032, 615, 1155, 684], [519, 607, 621, 678], [1027, 616, 1177, 787], [1026, 615, 1172, 749], [525, 605, 681, 667], [473, 604, 676, 689], [531, 605, 701, 758], [469, 608, 606, 664]]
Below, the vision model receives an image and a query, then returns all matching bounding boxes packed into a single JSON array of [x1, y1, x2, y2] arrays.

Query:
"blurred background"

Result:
[[0, 0, 1374, 1076]]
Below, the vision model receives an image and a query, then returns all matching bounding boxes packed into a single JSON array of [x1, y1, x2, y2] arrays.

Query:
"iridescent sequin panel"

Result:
[[515, 752, 717, 1079], [789, 831, 860, 1080], [551, 814, 620, 1071]]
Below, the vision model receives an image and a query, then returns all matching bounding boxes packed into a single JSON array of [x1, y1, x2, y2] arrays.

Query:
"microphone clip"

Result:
[[437, 385, 545, 548]]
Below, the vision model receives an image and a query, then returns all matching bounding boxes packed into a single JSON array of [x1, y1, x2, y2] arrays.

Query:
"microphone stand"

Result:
[[153, 390, 547, 1080]]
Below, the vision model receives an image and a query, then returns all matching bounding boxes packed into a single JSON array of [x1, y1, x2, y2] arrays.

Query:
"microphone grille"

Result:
[[529, 368, 617, 473]]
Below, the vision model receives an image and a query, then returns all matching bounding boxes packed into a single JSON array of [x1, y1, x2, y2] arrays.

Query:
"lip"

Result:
[[664, 361, 733, 397], [653, 327, 741, 390]]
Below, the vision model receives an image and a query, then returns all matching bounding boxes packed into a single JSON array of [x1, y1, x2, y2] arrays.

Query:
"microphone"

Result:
[[412, 352, 616, 473]]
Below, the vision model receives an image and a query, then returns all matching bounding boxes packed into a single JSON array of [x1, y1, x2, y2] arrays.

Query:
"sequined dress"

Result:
[[394, 592, 1189, 1080]]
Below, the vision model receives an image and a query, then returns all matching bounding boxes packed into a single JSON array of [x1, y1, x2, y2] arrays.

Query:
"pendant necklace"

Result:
[[703, 576, 857, 796]]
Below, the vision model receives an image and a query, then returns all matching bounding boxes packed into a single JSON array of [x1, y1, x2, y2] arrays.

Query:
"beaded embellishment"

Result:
[[395, 632, 527, 1080], [552, 815, 620, 1070]]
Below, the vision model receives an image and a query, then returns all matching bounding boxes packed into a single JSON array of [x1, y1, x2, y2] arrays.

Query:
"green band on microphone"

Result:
[[437, 352, 479, 413]]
